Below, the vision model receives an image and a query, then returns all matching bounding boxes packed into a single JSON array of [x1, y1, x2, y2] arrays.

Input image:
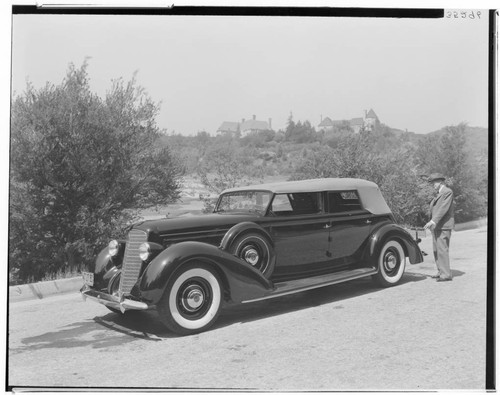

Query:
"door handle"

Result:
[[324, 224, 331, 229]]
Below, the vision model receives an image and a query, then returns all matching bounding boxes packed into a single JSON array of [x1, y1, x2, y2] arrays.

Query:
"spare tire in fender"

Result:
[[229, 232, 275, 278]]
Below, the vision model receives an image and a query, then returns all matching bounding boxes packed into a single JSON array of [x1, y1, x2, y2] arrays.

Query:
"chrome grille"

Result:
[[119, 229, 147, 295]]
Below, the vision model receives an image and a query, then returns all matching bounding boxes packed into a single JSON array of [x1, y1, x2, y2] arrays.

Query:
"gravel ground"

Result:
[[8, 226, 489, 390]]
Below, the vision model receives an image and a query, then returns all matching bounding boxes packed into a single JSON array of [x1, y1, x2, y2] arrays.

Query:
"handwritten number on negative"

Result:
[[445, 10, 481, 19]]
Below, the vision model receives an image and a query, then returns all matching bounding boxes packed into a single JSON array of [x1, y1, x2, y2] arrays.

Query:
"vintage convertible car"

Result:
[[81, 178, 423, 335]]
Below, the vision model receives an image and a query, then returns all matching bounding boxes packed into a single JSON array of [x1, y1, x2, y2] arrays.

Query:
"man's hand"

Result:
[[424, 220, 436, 230]]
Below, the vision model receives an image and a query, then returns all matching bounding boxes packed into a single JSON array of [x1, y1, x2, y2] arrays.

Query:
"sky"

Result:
[[10, 8, 491, 137]]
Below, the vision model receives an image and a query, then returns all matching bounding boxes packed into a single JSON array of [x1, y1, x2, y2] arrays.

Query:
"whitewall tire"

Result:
[[157, 264, 222, 335], [373, 239, 406, 287]]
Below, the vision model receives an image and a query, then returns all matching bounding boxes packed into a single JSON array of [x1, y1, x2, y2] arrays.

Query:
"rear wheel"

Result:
[[372, 239, 406, 287], [157, 263, 222, 335]]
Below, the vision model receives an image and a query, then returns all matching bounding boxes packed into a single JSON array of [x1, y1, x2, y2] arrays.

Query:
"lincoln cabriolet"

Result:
[[81, 178, 423, 335]]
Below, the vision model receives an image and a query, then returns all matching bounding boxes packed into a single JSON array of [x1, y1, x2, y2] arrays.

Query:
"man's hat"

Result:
[[427, 173, 446, 183]]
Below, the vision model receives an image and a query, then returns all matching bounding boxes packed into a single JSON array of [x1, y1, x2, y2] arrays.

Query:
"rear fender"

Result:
[[138, 241, 274, 305], [368, 223, 424, 265]]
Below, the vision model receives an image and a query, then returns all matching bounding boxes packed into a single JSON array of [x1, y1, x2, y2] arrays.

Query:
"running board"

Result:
[[242, 267, 377, 303]]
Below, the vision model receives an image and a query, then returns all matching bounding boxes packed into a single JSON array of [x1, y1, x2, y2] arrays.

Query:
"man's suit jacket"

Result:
[[430, 185, 455, 230]]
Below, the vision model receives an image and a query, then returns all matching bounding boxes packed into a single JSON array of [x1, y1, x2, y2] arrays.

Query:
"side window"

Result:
[[270, 194, 293, 214], [271, 192, 322, 216], [327, 191, 363, 213]]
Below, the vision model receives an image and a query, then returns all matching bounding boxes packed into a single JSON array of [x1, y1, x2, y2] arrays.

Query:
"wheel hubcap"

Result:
[[244, 248, 260, 266], [180, 284, 206, 312], [385, 253, 397, 270], [236, 237, 270, 275]]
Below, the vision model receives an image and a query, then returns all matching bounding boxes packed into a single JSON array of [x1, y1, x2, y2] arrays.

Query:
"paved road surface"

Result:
[[8, 227, 488, 390]]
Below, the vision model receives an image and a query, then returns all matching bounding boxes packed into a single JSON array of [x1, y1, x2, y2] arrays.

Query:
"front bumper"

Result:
[[81, 285, 150, 313]]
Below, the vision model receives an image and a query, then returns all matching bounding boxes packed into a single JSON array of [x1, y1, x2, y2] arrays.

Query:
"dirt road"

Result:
[[8, 227, 488, 390]]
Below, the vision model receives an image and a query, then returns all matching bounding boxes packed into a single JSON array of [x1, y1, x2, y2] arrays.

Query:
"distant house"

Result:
[[318, 108, 380, 133], [349, 117, 365, 133], [217, 121, 240, 134], [217, 115, 272, 136], [318, 116, 334, 131], [364, 109, 379, 131], [318, 117, 350, 132]]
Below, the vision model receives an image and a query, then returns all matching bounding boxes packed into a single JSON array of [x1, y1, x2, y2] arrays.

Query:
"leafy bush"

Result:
[[290, 132, 433, 226], [285, 116, 318, 143], [241, 129, 276, 147], [197, 143, 250, 212], [415, 123, 487, 223], [9, 61, 183, 284]]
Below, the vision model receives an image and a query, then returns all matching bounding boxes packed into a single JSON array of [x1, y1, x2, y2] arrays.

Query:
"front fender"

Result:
[[137, 241, 274, 305], [368, 223, 424, 264], [92, 245, 123, 290]]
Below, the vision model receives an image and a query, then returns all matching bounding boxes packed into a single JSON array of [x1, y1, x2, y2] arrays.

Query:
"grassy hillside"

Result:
[[160, 124, 488, 188]]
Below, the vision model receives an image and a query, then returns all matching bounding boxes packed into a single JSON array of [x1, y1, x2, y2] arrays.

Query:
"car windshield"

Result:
[[215, 190, 272, 215]]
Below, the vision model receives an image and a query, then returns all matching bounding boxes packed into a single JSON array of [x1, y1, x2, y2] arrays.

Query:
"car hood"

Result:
[[132, 212, 261, 236]]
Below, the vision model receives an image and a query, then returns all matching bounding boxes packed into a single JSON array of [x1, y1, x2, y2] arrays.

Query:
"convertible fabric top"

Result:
[[222, 178, 392, 215]]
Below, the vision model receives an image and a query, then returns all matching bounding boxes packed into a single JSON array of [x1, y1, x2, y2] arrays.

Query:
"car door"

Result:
[[268, 192, 332, 279], [326, 191, 373, 265]]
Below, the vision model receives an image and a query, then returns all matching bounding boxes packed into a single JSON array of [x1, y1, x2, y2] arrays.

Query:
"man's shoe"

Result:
[[436, 277, 453, 282], [430, 273, 441, 279]]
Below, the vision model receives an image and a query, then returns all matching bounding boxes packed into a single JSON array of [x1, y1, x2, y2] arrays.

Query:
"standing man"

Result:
[[424, 173, 455, 282]]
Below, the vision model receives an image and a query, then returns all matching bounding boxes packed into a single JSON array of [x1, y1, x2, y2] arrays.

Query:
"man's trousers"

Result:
[[432, 229, 452, 279]]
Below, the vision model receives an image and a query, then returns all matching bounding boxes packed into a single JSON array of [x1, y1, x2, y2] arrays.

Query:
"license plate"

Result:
[[82, 272, 94, 286]]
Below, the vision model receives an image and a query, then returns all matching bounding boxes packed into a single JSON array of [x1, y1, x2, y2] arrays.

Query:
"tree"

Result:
[[285, 113, 317, 143], [195, 131, 211, 148], [289, 145, 338, 179], [415, 123, 487, 222], [291, 132, 430, 226], [284, 113, 295, 142], [197, 143, 252, 212], [240, 129, 276, 147], [10, 61, 184, 283]]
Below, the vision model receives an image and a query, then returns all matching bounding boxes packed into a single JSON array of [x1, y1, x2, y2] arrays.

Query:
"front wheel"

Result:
[[157, 263, 222, 335], [372, 239, 406, 287]]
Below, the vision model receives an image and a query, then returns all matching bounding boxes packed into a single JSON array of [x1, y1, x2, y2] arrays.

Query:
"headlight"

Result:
[[139, 243, 151, 261], [108, 240, 119, 257]]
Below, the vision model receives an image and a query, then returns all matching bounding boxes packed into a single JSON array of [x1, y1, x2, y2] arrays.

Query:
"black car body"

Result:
[[81, 178, 423, 335]]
